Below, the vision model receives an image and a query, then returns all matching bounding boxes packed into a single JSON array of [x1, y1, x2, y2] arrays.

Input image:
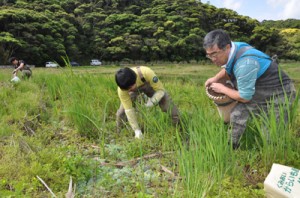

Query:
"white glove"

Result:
[[145, 98, 154, 107], [125, 108, 140, 131], [134, 129, 143, 139]]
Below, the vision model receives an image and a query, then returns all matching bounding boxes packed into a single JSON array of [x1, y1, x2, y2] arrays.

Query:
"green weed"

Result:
[[0, 64, 299, 197]]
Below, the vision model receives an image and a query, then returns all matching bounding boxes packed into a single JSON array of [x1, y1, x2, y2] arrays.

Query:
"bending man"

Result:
[[9, 57, 32, 79], [203, 29, 296, 149], [115, 66, 180, 138]]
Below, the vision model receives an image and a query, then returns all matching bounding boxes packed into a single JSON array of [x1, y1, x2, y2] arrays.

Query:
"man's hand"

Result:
[[205, 77, 217, 87], [209, 82, 226, 94], [145, 98, 154, 108], [12, 69, 18, 77]]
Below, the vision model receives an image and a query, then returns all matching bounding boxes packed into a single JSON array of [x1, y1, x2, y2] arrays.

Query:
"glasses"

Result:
[[206, 49, 224, 59]]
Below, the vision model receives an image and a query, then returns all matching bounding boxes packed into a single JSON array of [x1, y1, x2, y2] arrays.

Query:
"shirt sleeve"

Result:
[[125, 108, 140, 131], [142, 67, 164, 92], [142, 67, 165, 103], [234, 58, 260, 100], [118, 88, 133, 110], [117, 88, 140, 131]]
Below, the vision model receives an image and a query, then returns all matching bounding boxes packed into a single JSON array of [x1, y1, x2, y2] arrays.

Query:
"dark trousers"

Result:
[[21, 69, 32, 79]]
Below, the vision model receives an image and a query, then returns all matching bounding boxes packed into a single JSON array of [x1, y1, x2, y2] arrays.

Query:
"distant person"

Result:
[[115, 66, 180, 139], [9, 57, 32, 79], [203, 29, 296, 149]]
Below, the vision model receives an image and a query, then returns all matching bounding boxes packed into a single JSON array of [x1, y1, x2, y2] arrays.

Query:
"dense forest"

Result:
[[0, 0, 300, 66]]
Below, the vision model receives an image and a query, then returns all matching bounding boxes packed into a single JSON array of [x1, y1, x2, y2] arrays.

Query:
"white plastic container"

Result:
[[264, 163, 300, 198], [11, 76, 21, 83]]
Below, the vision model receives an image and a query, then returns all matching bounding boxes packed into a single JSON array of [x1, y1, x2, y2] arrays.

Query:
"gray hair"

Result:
[[203, 29, 232, 49]]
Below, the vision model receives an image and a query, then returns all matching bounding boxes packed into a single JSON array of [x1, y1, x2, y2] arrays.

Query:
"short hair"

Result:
[[115, 67, 137, 90], [203, 29, 232, 49], [9, 57, 18, 63]]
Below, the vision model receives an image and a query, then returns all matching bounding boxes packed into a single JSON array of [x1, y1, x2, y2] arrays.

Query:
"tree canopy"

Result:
[[0, 0, 299, 65]]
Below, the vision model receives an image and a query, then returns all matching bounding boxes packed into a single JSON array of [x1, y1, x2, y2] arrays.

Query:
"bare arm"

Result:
[[205, 68, 227, 87], [13, 62, 25, 75]]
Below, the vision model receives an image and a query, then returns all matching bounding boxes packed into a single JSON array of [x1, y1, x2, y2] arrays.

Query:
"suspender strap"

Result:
[[232, 46, 253, 67], [136, 66, 146, 83], [231, 46, 272, 75]]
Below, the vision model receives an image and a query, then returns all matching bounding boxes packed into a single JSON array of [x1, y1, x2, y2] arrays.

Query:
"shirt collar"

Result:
[[226, 41, 235, 66]]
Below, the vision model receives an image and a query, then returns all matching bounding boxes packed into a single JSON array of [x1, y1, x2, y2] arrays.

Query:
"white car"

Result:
[[45, 61, 59, 68], [90, 59, 102, 66]]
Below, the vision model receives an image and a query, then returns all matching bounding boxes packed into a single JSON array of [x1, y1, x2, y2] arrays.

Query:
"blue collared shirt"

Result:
[[225, 42, 272, 100]]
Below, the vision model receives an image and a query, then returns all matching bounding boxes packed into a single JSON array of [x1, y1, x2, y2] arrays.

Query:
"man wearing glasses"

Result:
[[204, 29, 296, 149]]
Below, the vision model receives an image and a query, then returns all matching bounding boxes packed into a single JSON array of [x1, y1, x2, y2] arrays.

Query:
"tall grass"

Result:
[[251, 91, 300, 167], [175, 104, 235, 197], [0, 65, 299, 197], [146, 76, 235, 197]]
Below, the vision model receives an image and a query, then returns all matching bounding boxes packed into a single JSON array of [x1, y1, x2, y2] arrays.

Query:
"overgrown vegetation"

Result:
[[0, 64, 299, 197]]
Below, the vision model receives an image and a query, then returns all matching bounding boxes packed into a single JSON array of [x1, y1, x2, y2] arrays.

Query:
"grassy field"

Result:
[[0, 63, 299, 197]]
